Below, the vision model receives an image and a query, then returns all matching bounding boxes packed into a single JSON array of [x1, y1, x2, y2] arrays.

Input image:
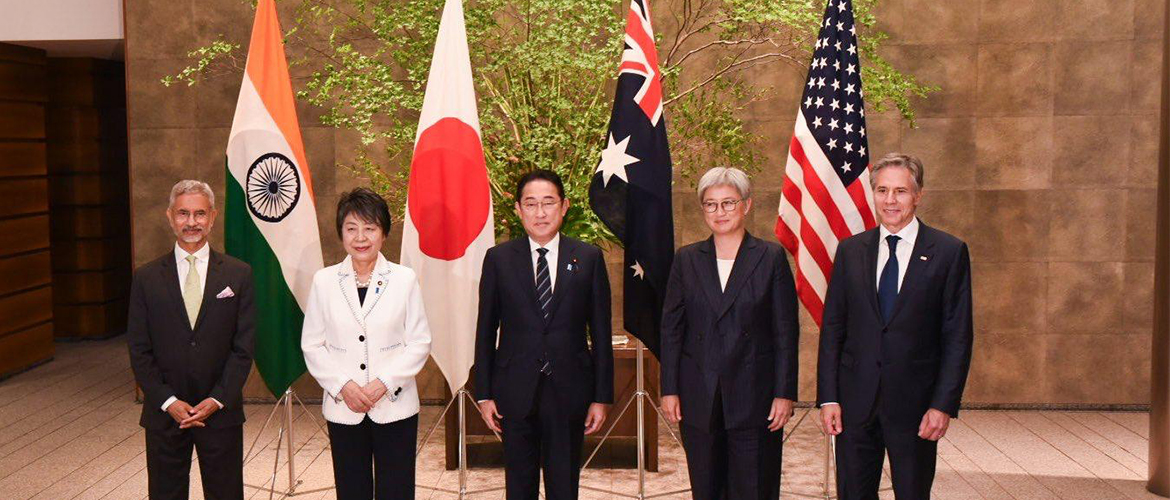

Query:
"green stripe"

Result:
[[225, 161, 308, 397]]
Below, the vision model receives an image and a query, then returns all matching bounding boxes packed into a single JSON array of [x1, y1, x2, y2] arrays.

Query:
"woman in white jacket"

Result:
[[301, 188, 432, 500]]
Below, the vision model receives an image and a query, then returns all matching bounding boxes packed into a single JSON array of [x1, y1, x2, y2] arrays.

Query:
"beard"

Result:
[[177, 226, 205, 243]]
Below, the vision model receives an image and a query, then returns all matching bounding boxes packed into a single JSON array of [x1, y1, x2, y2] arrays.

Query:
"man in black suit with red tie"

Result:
[[128, 180, 255, 500], [474, 169, 614, 500], [817, 153, 973, 500]]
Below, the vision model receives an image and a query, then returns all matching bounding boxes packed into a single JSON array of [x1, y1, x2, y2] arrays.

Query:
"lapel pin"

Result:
[[567, 258, 579, 272], [920, 255, 929, 261]]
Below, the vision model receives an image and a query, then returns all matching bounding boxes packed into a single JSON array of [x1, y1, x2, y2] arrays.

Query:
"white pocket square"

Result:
[[216, 286, 235, 299]]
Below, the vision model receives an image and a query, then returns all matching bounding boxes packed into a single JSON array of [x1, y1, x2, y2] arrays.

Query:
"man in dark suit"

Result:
[[128, 180, 255, 500], [474, 169, 614, 500], [817, 153, 973, 500], [660, 167, 800, 500]]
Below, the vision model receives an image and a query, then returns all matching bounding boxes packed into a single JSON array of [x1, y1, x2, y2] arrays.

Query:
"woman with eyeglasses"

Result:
[[658, 167, 800, 500]]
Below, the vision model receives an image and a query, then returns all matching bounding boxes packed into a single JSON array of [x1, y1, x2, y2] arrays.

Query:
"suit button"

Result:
[[359, 335, 365, 342], [360, 363, 366, 370], [882, 328, 888, 334]]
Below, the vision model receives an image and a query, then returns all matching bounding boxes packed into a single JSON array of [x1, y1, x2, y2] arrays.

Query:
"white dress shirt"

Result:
[[529, 233, 561, 292], [875, 218, 920, 293], [716, 258, 734, 292], [162, 242, 222, 412], [822, 218, 922, 408], [174, 242, 210, 293]]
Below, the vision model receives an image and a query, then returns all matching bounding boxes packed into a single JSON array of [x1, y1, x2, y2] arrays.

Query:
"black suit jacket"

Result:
[[816, 220, 973, 426], [660, 233, 800, 431], [128, 248, 256, 430], [473, 235, 614, 418]]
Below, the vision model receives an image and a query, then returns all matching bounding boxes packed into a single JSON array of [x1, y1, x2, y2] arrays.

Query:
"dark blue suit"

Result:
[[660, 233, 800, 500], [473, 235, 614, 500], [817, 220, 973, 500]]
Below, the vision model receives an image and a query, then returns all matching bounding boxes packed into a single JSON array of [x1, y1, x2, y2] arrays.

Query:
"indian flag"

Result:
[[225, 0, 324, 397]]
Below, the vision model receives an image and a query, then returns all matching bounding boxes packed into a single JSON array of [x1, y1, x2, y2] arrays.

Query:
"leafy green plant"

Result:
[[164, 0, 933, 244]]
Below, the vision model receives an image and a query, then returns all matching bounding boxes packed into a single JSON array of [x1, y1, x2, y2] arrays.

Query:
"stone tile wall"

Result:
[[125, 0, 1162, 405]]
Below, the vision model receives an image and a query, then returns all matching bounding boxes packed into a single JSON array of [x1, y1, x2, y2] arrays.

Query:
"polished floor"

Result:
[[0, 338, 1161, 500]]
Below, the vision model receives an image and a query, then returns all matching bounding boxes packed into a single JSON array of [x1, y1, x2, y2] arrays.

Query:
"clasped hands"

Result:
[[819, 405, 952, 441], [165, 398, 220, 429], [339, 379, 389, 413]]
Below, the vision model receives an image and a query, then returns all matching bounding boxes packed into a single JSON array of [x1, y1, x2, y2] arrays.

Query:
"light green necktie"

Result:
[[183, 254, 202, 328]]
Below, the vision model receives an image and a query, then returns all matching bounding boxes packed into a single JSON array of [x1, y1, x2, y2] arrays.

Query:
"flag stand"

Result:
[[243, 388, 333, 499], [415, 386, 506, 498], [579, 342, 690, 499]]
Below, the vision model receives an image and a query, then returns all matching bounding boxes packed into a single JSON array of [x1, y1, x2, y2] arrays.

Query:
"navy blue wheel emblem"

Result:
[[246, 152, 301, 223]]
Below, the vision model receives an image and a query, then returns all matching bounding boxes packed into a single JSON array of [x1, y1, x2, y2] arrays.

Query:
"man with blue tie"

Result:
[[816, 153, 973, 500]]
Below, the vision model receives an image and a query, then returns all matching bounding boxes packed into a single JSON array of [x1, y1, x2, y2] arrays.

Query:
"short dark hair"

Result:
[[514, 169, 565, 202], [336, 187, 392, 238]]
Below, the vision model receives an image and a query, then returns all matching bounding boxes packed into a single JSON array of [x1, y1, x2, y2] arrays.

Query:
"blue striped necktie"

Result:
[[536, 248, 552, 319]]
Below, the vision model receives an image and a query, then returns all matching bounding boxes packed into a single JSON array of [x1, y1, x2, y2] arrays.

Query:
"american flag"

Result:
[[776, 0, 877, 326]]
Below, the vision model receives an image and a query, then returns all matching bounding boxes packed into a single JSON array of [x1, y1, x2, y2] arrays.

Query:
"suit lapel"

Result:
[[717, 233, 765, 319], [545, 236, 577, 322], [360, 255, 392, 320], [337, 255, 366, 328], [159, 253, 192, 331], [513, 239, 542, 320], [888, 223, 936, 323], [693, 237, 723, 310], [862, 229, 881, 319], [192, 250, 223, 331]]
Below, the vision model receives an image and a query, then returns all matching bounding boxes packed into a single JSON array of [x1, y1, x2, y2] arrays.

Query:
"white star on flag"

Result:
[[630, 261, 645, 280], [596, 133, 640, 186]]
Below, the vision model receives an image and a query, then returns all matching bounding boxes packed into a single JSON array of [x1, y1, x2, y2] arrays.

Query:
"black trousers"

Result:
[[501, 374, 587, 500], [834, 398, 938, 500], [145, 424, 244, 500], [327, 414, 418, 500], [680, 385, 783, 500]]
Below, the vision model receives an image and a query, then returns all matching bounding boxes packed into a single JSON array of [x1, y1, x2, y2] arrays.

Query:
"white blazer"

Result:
[[301, 253, 432, 425]]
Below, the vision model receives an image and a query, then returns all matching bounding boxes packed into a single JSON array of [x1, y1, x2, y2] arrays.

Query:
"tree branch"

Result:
[[664, 51, 800, 107]]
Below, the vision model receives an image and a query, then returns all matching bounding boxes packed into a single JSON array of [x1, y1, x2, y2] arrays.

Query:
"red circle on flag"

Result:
[[408, 117, 491, 261]]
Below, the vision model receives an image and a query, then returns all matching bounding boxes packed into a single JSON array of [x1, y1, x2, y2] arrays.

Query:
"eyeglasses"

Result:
[[174, 210, 210, 222], [701, 199, 743, 213], [520, 200, 561, 213]]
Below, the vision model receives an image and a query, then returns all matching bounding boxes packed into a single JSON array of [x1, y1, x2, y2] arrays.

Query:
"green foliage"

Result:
[[167, 0, 933, 245]]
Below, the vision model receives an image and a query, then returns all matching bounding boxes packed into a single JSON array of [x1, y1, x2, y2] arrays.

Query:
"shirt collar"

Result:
[[529, 233, 561, 256], [878, 217, 920, 246], [175, 242, 210, 264]]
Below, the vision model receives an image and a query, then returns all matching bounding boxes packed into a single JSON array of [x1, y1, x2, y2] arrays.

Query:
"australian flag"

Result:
[[588, 0, 673, 358]]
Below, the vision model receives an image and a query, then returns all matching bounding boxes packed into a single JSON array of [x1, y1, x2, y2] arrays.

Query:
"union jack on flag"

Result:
[[776, 0, 877, 326], [617, 0, 664, 126]]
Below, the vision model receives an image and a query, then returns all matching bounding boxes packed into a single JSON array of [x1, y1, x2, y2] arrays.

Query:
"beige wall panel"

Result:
[[122, 0, 1164, 405]]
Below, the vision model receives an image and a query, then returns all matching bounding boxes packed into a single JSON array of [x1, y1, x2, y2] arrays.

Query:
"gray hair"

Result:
[[870, 153, 924, 192], [697, 167, 752, 202], [169, 180, 216, 207]]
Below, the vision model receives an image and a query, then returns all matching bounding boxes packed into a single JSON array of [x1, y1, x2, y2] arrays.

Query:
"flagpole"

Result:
[[580, 340, 690, 499], [414, 386, 505, 498], [243, 389, 334, 498]]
